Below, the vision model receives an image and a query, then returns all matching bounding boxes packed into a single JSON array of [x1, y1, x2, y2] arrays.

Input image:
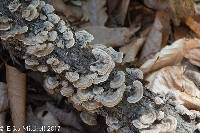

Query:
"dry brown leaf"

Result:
[[52, 0, 82, 21], [139, 11, 171, 63], [120, 37, 145, 63], [107, 0, 130, 25], [184, 48, 200, 67], [82, 0, 108, 25], [147, 66, 200, 110], [143, 0, 169, 10], [81, 26, 134, 47], [185, 16, 200, 38], [174, 26, 192, 40], [140, 38, 200, 74], [6, 65, 26, 132], [169, 0, 195, 25], [144, 0, 195, 25]]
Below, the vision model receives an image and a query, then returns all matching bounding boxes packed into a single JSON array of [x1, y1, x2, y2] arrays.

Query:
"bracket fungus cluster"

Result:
[[1, 0, 199, 132]]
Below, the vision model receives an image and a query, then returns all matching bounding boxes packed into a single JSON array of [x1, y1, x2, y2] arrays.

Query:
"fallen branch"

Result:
[[6, 65, 26, 132]]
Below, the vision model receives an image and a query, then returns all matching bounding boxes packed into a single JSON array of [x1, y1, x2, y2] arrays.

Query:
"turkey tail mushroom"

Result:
[[127, 80, 144, 104], [6, 65, 26, 133]]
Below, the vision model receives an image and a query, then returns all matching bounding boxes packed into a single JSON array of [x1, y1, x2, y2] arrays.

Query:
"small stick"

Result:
[[6, 65, 26, 133]]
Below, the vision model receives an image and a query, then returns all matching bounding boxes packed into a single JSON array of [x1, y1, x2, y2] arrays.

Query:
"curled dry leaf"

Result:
[[81, 26, 134, 47], [139, 11, 171, 63], [6, 65, 26, 132], [120, 37, 145, 63], [140, 38, 200, 74], [185, 15, 200, 37], [82, 0, 107, 25], [184, 49, 200, 67], [147, 65, 200, 110]]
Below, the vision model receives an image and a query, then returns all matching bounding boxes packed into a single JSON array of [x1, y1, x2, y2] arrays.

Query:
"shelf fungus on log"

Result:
[[1, 0, 199, 132], [127, 80, 144, 104]]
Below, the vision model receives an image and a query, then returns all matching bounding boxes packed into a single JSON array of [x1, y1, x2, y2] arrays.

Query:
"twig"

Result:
[[6, 65, 26, 133]]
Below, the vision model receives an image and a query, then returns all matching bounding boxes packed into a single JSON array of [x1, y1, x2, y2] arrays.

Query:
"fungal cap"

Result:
[[42, 4, 55, 14], [93, 73, 110, 84], [57, 20, 67, 33], [75, 30, 94, 48], [127, 80, 143, 104], [69, 94, 82, 105], [26, 43, 55, 57], [47, 13, 60, 24], [65, 38, 75, 48], [22, 4, 39, 21], [73, 73, 97, 89], [92, 87, 104, 95], [65, 72, 80, 82], [48, 31, 57, 41], [158, 115, 177, 132], [46, 57, 60, 65], [139, 110, 157, 125], [91, 48, 115, 75], [1, 26, 28, 40], [8, 0, 21, 12], [43, 76, 59, 90], [106, 116, 121, 130], [81, 100, 103, 111], [105, 47, 123, 63], [25, 59, 39, 66], [43, 21, 54, 31], [52, 62, 70, 74], [62, 30, 74, 40], [37, 65, 48, 72], [154, 96, 164, 105], [131, 119, 149, 129], [110, 71, 125, 89], [60, 86, 74, 97], [95, 84, 126, 107], [157, 111, 165, 121], [77, 89, 94, 102], [126, 68, 144, 80]]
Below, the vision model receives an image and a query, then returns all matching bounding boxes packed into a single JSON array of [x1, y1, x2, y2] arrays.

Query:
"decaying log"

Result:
[[0, 0, 199, 132]]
